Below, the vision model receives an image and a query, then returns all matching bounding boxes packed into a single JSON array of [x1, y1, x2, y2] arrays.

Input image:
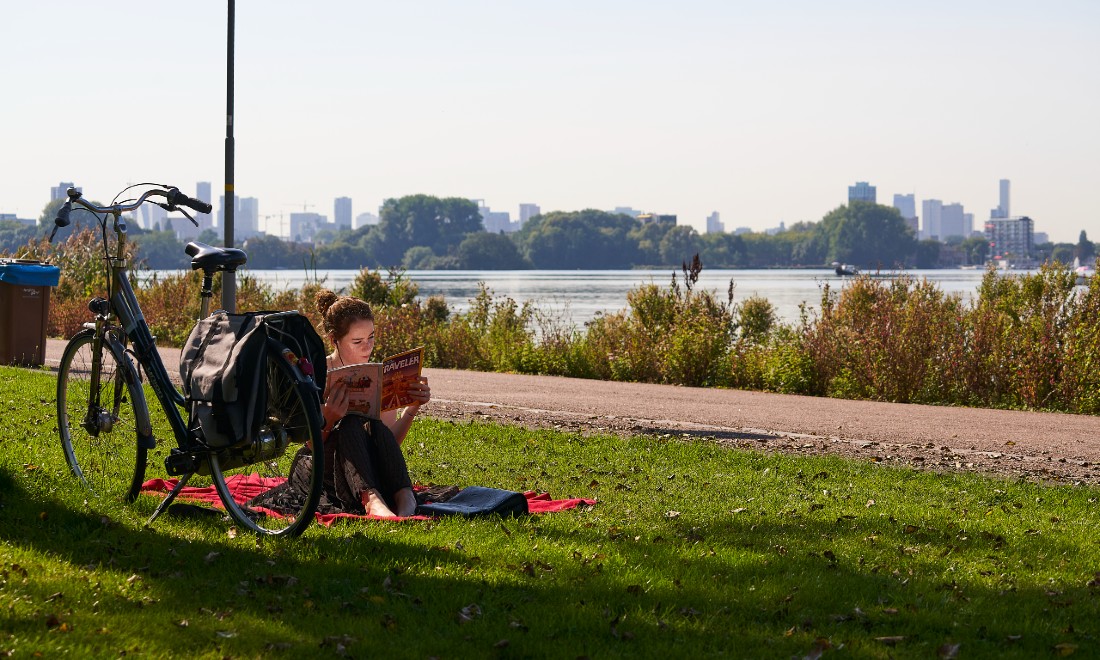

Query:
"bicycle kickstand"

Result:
[[145, 473, 195, 526]]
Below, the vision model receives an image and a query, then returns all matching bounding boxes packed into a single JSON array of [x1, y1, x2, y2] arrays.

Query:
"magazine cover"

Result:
[[327, 362, 382, 417], [327, 346, 424, 418], [381, 346, 425, 412]]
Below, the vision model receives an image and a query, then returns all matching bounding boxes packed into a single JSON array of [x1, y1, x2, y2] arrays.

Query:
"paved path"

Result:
[[41, 338, 1100, 485]]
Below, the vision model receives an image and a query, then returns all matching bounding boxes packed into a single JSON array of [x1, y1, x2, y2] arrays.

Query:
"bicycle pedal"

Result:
[[165, 449, 200, 476]]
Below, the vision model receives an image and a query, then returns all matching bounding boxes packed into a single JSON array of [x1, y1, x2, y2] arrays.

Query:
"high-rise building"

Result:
[[892, 193, 916, 220], [334, 197, 352, 230], [848, 181, 876, 204], [985, 216, 1034, 263], [217, 195, 229, 230], [195, 181, 213, 230], [518, 203, 541, 226], [705, 211, 724, 234], [921, 199, 943, 241], [476, 200, 514, 233], [139, 201, 167, 231], [893, 194, 918, 236], [353, 211, 379, 230], [288, 212, 326, 242], [238, 197, 259, 238], [50, 182, 81, 202], [941, 203, 967, 239], [990, 178, 1011, 219], [218, 195, 259, 237]]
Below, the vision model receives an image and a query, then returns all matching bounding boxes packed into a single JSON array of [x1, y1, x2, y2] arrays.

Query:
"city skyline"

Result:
[[2, 2, 1096, 243]]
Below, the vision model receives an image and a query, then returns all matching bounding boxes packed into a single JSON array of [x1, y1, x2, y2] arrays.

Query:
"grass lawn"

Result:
[[1, 365, 1098, 658]]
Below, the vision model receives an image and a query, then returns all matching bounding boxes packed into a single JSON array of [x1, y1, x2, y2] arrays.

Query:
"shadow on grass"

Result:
[[3, 460, 1097, 659]]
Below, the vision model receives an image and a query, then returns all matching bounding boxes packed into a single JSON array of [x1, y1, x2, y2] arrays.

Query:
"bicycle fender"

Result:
[[102, 332, 157, 449]]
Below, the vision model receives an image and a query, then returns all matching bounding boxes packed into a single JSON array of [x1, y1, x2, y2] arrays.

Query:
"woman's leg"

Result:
[[330, 417, 393, 515], [328, 417, 415, 517], [367, 419, 415, 514], [392, 488, 417, 517]]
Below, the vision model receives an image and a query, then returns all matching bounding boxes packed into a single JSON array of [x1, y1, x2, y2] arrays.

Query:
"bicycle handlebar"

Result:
[[166, 187, 213, 215], [50, 185, 211, 239]]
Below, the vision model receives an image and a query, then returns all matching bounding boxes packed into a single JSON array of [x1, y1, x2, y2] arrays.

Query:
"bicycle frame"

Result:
[[73, 191, 203, 453]]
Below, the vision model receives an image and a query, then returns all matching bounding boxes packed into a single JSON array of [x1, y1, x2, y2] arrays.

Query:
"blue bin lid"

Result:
[[0, 260, 61, 287]]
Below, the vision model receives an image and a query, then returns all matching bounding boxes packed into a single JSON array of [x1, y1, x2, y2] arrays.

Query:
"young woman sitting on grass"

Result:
[[281, 290, 431, 518]]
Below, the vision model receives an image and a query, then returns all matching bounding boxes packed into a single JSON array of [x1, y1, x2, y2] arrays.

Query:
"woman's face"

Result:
[[334, 318, 375, 364]]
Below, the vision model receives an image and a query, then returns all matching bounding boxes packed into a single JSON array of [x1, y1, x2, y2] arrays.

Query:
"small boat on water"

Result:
[[1073, 257, 1094, 285], [832, 262, 860, 276]]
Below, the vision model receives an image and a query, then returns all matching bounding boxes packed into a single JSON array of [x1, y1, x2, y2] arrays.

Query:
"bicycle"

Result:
[[51, 184, 325, 537]]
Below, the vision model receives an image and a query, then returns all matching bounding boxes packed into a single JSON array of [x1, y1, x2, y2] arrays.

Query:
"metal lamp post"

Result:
[[221, 0, 237, 312]]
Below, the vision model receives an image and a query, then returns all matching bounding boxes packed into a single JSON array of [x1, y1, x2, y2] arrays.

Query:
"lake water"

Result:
[[222, 268, 1002, 326]]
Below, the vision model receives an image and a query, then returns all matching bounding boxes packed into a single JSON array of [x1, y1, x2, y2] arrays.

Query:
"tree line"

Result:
[[2, 196, 1094, 271]]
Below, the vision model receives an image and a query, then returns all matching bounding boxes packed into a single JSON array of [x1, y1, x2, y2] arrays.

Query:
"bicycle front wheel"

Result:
[[57, 330, 148, 502], [209, 349, 324, 537]]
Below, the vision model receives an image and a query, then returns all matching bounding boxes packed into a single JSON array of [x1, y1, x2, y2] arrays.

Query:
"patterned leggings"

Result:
[[289, 414, 412, 514]]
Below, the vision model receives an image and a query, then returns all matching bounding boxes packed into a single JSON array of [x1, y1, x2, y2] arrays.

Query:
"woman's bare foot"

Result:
[[361, 489, 397, 517], [393, 487, 417, 517]]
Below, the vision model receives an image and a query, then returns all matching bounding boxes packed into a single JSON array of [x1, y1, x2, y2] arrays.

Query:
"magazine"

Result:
[[327, 346, 425, 418]]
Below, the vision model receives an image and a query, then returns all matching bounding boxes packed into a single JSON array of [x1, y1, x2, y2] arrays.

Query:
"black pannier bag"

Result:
[[180, 311, 326, 449]]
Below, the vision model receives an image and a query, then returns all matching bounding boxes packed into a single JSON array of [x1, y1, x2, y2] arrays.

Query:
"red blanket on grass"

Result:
[[140, 475, 595, 527]]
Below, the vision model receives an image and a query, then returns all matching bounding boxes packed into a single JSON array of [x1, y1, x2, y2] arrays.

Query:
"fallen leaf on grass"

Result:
[[801, 637, 832, 660], [937, 642, 960, 658], [666, 511, 681, 519], [322, 634, 356, 648], [875, 636, 905, 645], [457, 604, 482, 624], [204, 552, 221, 564], [216, 631, 237, 638], [1053, 643, 1078, 656]]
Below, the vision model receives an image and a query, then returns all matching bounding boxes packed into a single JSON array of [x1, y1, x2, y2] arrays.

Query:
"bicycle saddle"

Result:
[[185, 242, 248, 273]]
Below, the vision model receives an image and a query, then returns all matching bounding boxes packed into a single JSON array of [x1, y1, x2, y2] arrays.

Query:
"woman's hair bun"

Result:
[[316, 289, 339, 317]]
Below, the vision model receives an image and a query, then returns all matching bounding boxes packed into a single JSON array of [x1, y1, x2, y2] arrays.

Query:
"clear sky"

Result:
[[2, 1, 1097, 242]]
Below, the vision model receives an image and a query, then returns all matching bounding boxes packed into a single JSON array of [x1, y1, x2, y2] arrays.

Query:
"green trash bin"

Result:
[[0, 259, 61, 367]]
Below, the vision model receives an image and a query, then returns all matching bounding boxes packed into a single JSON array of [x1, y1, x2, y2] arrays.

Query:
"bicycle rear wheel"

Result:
[[56, 330, 148, 502], [208, 348, 324, 537]]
